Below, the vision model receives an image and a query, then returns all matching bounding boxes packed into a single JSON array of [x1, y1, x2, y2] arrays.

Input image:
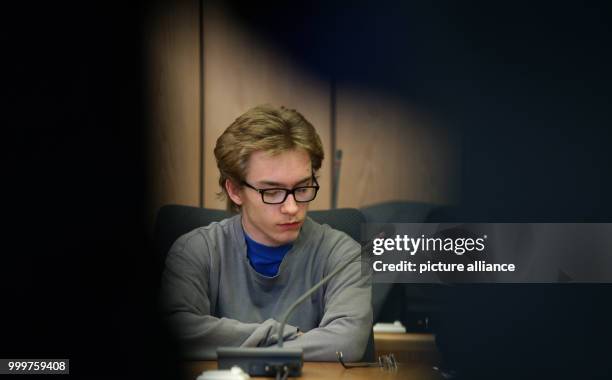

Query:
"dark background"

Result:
[[2, 1, 179, 379], [226, 0, 612, 221], [2, 0, 611, 378]]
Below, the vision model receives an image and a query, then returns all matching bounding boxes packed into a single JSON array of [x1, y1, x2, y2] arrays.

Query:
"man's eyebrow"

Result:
[[258, 175, 312, 188]]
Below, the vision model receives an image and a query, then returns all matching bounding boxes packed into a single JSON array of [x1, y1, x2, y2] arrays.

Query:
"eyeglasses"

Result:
[[241, 177, 320, 204]]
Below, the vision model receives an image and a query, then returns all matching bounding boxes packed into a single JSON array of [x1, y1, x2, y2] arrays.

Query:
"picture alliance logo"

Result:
[[372, 234, 488, 256]]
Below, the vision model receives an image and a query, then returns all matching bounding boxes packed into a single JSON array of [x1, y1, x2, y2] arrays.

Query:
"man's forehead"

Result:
[[246, 149, 312, 186]]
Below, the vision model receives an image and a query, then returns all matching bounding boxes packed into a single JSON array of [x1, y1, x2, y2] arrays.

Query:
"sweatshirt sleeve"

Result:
[[282, 232, 373, 362], [160, 230, 299, 359]]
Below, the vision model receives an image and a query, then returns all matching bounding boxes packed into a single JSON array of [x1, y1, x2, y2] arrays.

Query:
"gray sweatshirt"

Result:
[[160, 214, 372, 361]]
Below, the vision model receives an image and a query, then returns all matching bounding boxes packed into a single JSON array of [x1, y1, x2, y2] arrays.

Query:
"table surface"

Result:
[[374, 332, 436, 343], [183, 361, 444, 380], [374, 332, 440, 364]]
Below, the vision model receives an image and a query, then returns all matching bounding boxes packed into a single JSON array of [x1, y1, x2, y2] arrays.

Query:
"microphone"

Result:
[[217, 229, 390, 377], [276, 230, 386, 347]]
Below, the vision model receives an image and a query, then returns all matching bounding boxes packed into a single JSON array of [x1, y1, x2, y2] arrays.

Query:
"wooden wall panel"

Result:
[[202, 5, 332, 210], [145, 0, 201, 224], [336, 86, 460, 208], [145, 2, 459, 221]]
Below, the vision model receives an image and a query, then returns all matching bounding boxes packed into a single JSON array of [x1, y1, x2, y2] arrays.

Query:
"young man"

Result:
[[161, 105, 372, 361]]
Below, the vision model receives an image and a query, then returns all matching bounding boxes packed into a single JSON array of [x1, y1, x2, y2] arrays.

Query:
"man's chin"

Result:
[[273, 230, 300, 245]]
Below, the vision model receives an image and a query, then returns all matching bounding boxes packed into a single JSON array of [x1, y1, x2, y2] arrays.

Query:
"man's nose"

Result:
[[280, 193, 299, 214]]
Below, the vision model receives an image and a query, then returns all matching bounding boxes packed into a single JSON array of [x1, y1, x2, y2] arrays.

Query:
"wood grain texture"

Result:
[[145, 2, 459, 222], [202, 4, 332, 210], [145, 0, 202, 225], [336, 86, 460, 208]]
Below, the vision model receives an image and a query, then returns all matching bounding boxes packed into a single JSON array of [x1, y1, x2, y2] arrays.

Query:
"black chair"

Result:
[[154, 204, 375, 361]]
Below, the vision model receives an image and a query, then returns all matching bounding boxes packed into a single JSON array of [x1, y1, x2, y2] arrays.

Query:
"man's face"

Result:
[[229, 148, 313, 246]]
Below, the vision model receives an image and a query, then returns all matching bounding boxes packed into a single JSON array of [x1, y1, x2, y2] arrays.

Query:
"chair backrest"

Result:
[[153, 204, 375, 361]]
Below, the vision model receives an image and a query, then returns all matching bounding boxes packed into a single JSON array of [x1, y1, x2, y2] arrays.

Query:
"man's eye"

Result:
[[295, 187, 309, 194], [265, 190, 283, 197]]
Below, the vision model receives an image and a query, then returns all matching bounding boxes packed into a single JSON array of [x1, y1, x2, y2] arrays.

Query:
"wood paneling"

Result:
[[202, 4, 332, 210], [145, 2, 460, 222], [336, 86, 460, 208], [145, 0, 202, 224]]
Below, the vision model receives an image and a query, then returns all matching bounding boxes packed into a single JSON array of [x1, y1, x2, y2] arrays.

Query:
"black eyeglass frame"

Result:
[[241, 176, 320, 205]]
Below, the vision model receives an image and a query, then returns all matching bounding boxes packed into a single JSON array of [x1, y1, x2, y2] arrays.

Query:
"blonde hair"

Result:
[[214, 105, 324, 212]]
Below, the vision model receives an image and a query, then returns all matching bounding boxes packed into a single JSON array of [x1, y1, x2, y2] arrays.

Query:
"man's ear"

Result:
[[225, 179, 243, 206]]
